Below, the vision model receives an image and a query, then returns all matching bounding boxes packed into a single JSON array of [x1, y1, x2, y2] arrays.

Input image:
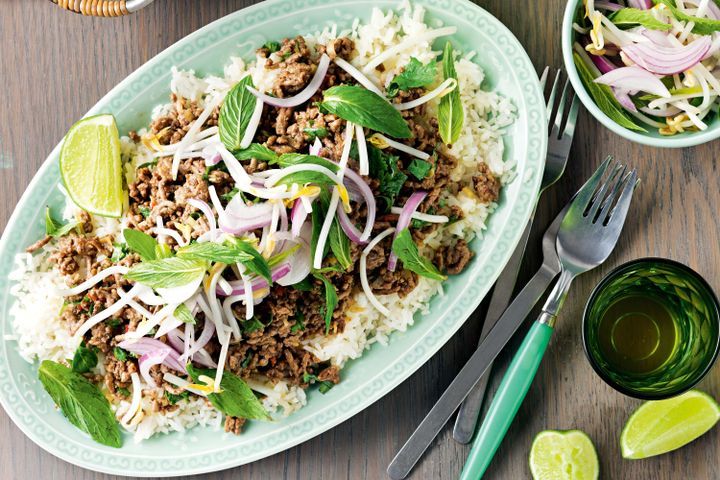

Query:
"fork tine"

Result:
[[587, 163, 625, 222], [603, 169, 639, 226], [561, 91, 580, 140], [546, 70, 562, 125], [539, 66, 550, 89], [596, 164, 628, 221], [553, 78, 571, 133], [567, 156, 613, 215]]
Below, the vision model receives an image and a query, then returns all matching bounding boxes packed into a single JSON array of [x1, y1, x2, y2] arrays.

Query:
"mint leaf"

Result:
[[408, 158, 433, 180], [219, 75, 258, 151], [226, 237, 272, 284], [573, 52, 646, 132], [654, 0, 720, 34], [174, 304, 195, 324], [609, 8, 671, 31], [165, 390, 190, 405], [125, 257, 207, 289], [274, 153, 338, 171], [302, 372, 334, 394], [367, 144, 407, 212], [113, 346, 128, 362], [177, 241, 255, 265], [71, 343, 98, 374], [438, 42, 464, 145], [234, 143, 279, 163], [45, 207, 79, 238], [312, 273, 338, 334], [38, 360, 121, 448], [315, 191, 352, 270], [303, 127, 328, 141], [123, 228, 158, 262], [387, 57, 437, 97], [186, 364, 270, 420], [391, 228, 446, 281], [320, 85, 412, 138]]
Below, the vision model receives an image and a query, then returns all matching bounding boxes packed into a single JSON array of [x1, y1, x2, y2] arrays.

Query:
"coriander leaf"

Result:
[[391, 228, 446, 281], [125, 257, 207, 289], [367, 144, 407, 212], [219, 75, 258, 151], [174, 303, 196, 324], [186, 364, 270, 420], [654, 0, 720, 34], [408, 158, 433, 180], [312, 273, 338, 334], [177, 241, 255, 265], [387, 57, 437, 97], [438, 42, 464, 145], [320, 85, 412, 138], [263, 40, 281, 53], [573, 52, 646, 132], [608, 8, 671, 31], [226, 237, 273, 284], [113, 346, 128, 362], [45, 207, 79, 238], [71, 343, 98, 374], [303, 126, 328, 141], [123, 228, 158, 262], [165, 390, 190, 405], [38, 360, 121, 448], [234, 143, 279, 163]]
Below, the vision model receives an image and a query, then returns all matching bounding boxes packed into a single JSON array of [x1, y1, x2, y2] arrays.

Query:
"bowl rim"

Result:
[[561, 0, 720, 148], [581, 257, 720, 400]]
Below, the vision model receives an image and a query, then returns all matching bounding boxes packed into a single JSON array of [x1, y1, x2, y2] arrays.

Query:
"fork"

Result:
[[452, 68, 580, 444], [458, 157, 639, 480]]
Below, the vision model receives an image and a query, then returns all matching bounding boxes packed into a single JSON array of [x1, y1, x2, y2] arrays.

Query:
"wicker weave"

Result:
[[50, 0, 154, 16]]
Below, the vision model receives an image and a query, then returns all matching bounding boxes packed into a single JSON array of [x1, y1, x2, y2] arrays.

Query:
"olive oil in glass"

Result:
[[583, 259, 720, 400]]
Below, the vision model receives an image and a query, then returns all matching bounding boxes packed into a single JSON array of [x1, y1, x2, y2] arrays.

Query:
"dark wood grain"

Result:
[[1, 0, 718, 479]]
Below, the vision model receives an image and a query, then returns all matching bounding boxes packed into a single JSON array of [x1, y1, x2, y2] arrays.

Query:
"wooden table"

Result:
[[1, 0, 718, 478]]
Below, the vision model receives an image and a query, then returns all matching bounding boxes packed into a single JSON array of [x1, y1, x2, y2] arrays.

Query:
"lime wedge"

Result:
[[529, 430, 599, 480], [621, 389, 720, 459], [60, 114, 124, 218]]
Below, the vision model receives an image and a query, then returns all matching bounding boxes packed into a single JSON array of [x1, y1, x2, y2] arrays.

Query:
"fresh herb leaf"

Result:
[[139, 206, 152, 219], [186, 364, 270, 420], [106, 318, 122, 328], [155, 243, 173, 259], [303, 126, 328, 141], [174, 304, 195, 324], [315, 191, 352, 270], [408, 158, 433, 180], [177, 240, 255, 265], [573, 52, 646, 132], [320, 85, 412, 138], [411, 218, 431, 229], [291, 277, 314, 291], [219, 75, 258, 151], [234, 143, 279, 163], [263, 40, 281, 53], [387, 57, 437, 97], [241, 354, 253, 368], [113, 347, 128, 362], [38, 360, 121, 448], [290, 309, 305, 333], [608, 8, 672, 31], [125, 257, 207, 289], [123, 228, 158, 262], [110, 242, 129, 262], [226, 237, 273, 284], [268, 244, 300, 269], [221, 188, 240, 202], [165, 390, 190, 405], [438, 42, 464, 145], [45, 207, 79, 238], [116, 387, 131, 397], [241, 316, 265, 334], [71, 343, 98, 374], [302, 372, 334, 394], [312, 273, 338, 334], [391, 228, 446, 281], [367, 144, 407, 212], [654, 0, 720, 34]]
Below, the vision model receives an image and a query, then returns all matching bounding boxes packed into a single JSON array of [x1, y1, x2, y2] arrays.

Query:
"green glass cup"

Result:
[[583, 258, 720, 400]]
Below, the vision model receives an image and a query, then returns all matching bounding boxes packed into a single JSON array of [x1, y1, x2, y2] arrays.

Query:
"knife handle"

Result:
[[458, 321, 554, 480]]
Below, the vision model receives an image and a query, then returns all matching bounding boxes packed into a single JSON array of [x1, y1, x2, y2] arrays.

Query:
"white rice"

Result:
[[7, 1, 516, 442]]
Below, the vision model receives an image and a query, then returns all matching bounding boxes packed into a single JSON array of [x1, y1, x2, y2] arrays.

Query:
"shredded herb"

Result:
[[138, 206, 152, 219], [241, 354, 253, 368], [116, 387, 131, 397], [387, 57, 437, 97], [303, 126, 328, 141], [165, 390, 190, 405], [312, 273, 338, 334], [608, 8, 671, 31], [263, 40, 281, 53], [110, 242, 129, 262], [290, 309, 306, 333], [367, 144, 407, 212], [291, 277, 314, 291], [71, 342, 98, 374], [123, 228, 158, 262], [174, 304, 195, 324]]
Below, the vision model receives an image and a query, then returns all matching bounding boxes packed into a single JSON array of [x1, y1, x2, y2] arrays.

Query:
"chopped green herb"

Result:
[[407, 158, 433, 180], [241, 316, 265, 334], [387, 57, 437, 97], [302, 372, 334, 394], [367, 144, 407, 212], [411, 218, 431, 229], [241, 354, 253, 369], [290, 309, 306, 333], [186, 364, 270, 420], [71, 342, 98, 374], [38, 360, 121, 447], [263, 40, 281, 53], [116, 387, 131, 397], [45, 207, 79, 238], [174, 304, 195, 324], [137, 160, 158, 169], [113, 347, 128, 362], [391, 228, 446, 281], [165, 390, 190, 405], [105, 318, 122, 328], [110, 242, 129, 262], [221, 188, 240, 202], [654, 0, 720, 34], [303, 126, 328, 141], [138, 206, 152, 219], [154, 243, 173, 259]]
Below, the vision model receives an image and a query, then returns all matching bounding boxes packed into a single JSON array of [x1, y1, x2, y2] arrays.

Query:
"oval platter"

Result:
[[0, 0, 546, 475]]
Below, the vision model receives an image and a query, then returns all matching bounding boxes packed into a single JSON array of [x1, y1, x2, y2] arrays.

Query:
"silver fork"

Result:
[[458, 157, 638, 479], [452, 68, 580, 444]]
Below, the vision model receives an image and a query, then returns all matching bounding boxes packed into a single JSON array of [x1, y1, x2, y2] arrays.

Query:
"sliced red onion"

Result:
[[595, 66, 671, 98], [139, 350, 169, 388], [219, 194, 274, 234], [275, 226, 312, 286], [627, 0, 652, 8], [339, 166, 376, 242], [216, 263, 292, 296], [182, 307, 215, 359], [118, 337, 187, 373], [333, 57, 386, 97], [641, 29, 675, 48], [247, 54, 330, 108], [166, 327, 217, 368], [614, 89, 638, 112], [708, 1, 720, 20], [309, 138, 322, 156], [291, 198, 311, 237], [337, 206, 366, 244], [203, 152, 222, 167], [589, 54, 617, 75], [388, 191, 427, 272], [622, 37, 712, 75], [594, 0, 623, 10], [239, 99, 264, 149]]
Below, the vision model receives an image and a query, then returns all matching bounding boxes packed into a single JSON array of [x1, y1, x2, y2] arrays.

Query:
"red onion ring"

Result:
[[622, 37, 711, 75], [388, 191, 427, 272], [589, 54, 617, 75], [594, 0, 623, 10], [291, 198, 311, 237], [166, 327, 217, 368], [627, 0, 652, 8], [215, 263, 292, 296], [337, 206, 366, 244], [247, 54, 330, 108], [118, 338, 186, 373], [595, 66, 671, 98], [139, 350, 169, 388]]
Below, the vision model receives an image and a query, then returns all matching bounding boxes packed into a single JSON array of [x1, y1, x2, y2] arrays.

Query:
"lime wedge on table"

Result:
[[621, 390, 720, 459], [60, 114, 124, 217], [529, 430, 599, 480]]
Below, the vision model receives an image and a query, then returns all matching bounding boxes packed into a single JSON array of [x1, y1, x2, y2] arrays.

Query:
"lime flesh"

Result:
[[529, 429, 599, 480], [59, 114, 124, 217], [621, 389, 720, 459]]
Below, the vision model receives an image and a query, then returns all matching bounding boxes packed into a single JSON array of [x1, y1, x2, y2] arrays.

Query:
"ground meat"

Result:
[[104, 354, 138, 394], [434, 239, 474, 275], [317, 365, 340, 384], [269, 37, 315, 97], [473, 162, 501, 203], [370, 268, 419, 297], [319, 37, 355, 60], [225, 416, 246, 435], [25, 235, 51, 253], [87, 323, 114, 354], [49, 234, 111, 280]]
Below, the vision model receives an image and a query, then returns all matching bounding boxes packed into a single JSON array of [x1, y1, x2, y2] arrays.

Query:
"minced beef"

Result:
[[473, 162, 501, 203], [434, 239, 474, 275]]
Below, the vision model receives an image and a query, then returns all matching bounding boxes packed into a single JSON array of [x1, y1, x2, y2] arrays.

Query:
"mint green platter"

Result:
[[0, 0, 546, 475]]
